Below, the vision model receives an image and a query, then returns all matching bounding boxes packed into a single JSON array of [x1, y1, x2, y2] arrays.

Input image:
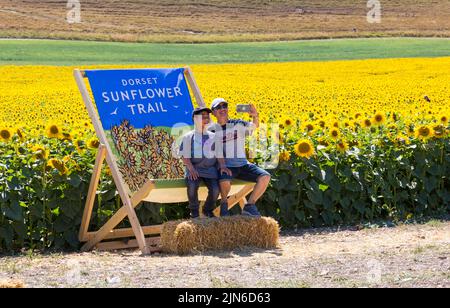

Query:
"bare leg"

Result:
[[219, 180, 232, 205], [247, 175, 271, 205]]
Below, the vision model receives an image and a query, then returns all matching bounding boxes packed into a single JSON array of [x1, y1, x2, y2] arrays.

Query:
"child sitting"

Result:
[[179, 107, 231, 218]]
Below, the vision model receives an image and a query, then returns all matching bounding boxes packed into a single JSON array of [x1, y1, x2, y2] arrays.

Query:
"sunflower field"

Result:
[[0, 57, 449, 250]]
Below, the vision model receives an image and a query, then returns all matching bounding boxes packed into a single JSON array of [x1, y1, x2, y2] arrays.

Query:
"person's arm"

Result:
[[180, 133, 199, 180], [217, 158, 232, 176], [182, 157, 199, 181]]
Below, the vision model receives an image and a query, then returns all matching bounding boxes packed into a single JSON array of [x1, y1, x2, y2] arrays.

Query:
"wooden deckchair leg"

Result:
[[199, 201, 205, 218], [125, 201, 149, 254], [79, 145, 106, 242], [81, 201, 149, 254], [239, 197, 247, 210], [184, 67, 206, 107], [74, 69, 149, 255], [80, 184, 155, 253]]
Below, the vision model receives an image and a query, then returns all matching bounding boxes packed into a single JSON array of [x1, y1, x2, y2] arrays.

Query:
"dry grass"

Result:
[[161, 216, 280, 255], [0, 0, 448, 43]]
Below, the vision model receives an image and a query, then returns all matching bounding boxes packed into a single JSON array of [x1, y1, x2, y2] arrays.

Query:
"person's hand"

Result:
[[248, 104, 259, 118], [220, 167, 232, 177], [187, 166, 200, 181]]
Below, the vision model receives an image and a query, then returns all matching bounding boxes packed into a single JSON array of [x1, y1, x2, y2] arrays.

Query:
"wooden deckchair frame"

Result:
[[74, 67, 255, 254]]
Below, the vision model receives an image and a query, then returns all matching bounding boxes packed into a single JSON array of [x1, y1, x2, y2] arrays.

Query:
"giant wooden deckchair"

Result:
[[74, 67, 255, 254]]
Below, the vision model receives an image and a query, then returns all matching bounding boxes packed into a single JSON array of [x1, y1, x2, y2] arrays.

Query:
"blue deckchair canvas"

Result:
[[85, 68, 194, 191]]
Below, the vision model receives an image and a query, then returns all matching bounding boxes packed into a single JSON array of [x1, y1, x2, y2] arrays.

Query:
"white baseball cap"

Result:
[[211, 98, 228, 110]]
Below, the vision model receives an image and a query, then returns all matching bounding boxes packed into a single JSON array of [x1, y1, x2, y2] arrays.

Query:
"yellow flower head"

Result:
[[395, 134, 410, 145], [75, 139, 86, 152], [329, 128, 340, 140], [363, 119, 372, 128], [304, 122, 315, 134], [282, 117, 294, 128], [294, 139, 315, 158], [432, 124, 447, 139], [46, 124, 61, 138], [279, 150, 291, 162], [336, 140, 349, 153], [0, 128, 12, 142], [48, 158, 68, 175], [32, 145, 49, 160], [16, 128, 24, 141], [88, 138, 100, 149], [373, 113, 385, 125], [62, 132, 73, 141], [416, 125, 433, 139]]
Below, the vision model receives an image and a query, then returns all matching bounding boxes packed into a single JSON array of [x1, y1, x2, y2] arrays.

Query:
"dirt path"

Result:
[[1, 220, 449, 288]]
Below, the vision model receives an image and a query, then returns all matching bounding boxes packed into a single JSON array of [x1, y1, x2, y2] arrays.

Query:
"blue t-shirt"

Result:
[[209, 119, 255, 168], [179, 131, 218, 179]]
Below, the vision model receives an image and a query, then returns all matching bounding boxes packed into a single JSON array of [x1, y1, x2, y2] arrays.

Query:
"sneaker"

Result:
[[242, 204, 261, 217], [220, 202, 230, 217], [190, 209, 199, 219], [202, 209, 216, 218]]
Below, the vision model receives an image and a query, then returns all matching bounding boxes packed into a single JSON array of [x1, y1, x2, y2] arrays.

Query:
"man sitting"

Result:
[[210, 98, 271, 217]]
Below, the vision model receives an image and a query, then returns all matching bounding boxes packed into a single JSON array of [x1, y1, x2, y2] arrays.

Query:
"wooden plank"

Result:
[[199, 201, 205, 218], [131, 179, 155, 207], [79, 144, 106, 241], [239, 197, 247, 210], [95, 237, 161, 252], [214, 184, 255, 216], [184, 66, 206, 107], [74, 69, 148, 254], [84, 225, 162, 241]]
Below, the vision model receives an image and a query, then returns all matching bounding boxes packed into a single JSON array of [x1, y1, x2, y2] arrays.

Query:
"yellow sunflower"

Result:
[[16, 128, 25, 141], [279, 150, 291, 162], [373, 113, 386, 125], [395, 134, 411, 145], [336, 140, 349, 153], [74, 139, 86, 152], [318, 137, 329, 147], [47, 158, 68, 175], [88, 138, 100, 149], [303, 122, 315, 134], [62, 132, 73, 141], [282, 117, 295, 128], [432, 125, 446, 139], [406, 124, 415, 136], [440, 115, 448, 125], [32, 145, 49, 160], [46, 124, 61, 138], [363, 119, 372, 128], [416, 125, 433, 140], [294, 139, 315, 158], [0, 128, 12, 142], [329, 128, 340, 140]]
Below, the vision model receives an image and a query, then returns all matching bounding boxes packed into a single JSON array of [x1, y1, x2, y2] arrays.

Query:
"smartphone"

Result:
[[236, 104, 251, 113]]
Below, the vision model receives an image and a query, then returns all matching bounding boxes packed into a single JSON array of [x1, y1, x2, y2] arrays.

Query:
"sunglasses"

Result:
[[213, 103, 228, 111]]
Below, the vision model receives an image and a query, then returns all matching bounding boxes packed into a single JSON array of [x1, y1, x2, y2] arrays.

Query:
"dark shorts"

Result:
[[219, 163, 270, 183]]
